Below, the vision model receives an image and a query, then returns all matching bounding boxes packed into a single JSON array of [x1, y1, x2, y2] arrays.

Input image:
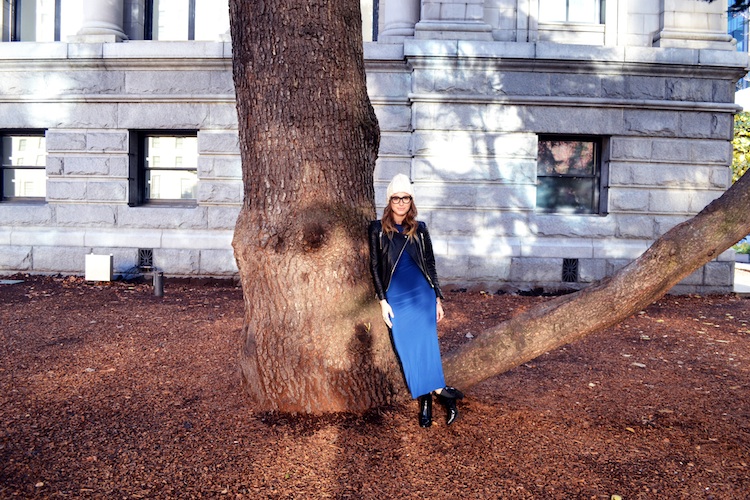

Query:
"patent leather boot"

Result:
[[437, 394, 459, 425], [418, 394, 432, 428]]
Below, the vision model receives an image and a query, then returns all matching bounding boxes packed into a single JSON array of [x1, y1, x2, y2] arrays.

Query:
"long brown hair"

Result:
[[382, 200, 418, 239]]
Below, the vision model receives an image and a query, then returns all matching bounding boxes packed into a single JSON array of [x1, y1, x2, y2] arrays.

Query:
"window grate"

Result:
[[562, 258, 579, 283], [138, 248, 154, 270]]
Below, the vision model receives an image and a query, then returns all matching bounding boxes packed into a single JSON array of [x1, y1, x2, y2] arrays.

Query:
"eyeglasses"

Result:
[[390, 196, 412, 205]]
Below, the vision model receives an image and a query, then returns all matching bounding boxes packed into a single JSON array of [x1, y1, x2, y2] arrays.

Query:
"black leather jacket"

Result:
[[368, 220, 444, 301]]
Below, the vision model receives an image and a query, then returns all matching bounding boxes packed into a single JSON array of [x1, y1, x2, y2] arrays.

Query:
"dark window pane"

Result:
[[536, 177, 596, 214]]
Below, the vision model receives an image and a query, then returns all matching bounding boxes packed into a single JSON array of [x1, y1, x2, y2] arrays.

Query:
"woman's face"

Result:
[[389, 191, 412, 219]]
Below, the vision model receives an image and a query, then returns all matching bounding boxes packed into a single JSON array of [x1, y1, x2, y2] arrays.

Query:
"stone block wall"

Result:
[[0, 42, 239, 278], [367, 39, 744, 294], [0, 1, 746, 293]]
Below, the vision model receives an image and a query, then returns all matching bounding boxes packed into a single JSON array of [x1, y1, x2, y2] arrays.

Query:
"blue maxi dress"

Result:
[[387, 230, 446, 399]]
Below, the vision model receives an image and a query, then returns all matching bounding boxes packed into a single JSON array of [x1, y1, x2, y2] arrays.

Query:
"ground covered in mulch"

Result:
[[1, 275, 750, 499]]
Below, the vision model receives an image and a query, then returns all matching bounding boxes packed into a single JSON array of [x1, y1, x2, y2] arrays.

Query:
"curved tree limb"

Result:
[[444, 172, 750, 390]]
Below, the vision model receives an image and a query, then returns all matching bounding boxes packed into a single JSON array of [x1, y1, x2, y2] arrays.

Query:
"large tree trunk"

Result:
[[229, 0, 401, 413], [444, 171, 750, 390]]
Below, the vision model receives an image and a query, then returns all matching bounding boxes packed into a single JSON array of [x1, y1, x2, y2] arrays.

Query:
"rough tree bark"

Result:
[[229, 0, 403, 413], [443, 171, 750, 390]]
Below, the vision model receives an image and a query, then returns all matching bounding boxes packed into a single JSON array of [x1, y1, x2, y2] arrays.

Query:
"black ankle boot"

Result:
[[418, 394, 432, 428], [437, 394, 459, 425]]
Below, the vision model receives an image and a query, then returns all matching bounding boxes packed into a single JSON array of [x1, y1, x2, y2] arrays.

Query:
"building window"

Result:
[[129, 132, 198, 206], [538, 0, 603, 24], [536, 135, 604, 214], [1, 132, 47, 201], [145, 0, 228, 41], [2, 0, 82, 42]]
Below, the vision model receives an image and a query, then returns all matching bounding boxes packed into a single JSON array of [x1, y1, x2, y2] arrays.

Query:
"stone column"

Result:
[[70, 0, 128, 42], [379, 0, 420, 42], [415, 0, 492, 41], [653, 0, 734, 50]]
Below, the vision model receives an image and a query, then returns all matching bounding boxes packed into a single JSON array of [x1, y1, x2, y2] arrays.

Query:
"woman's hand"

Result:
[[380, 300, 394, 328], [436, 298, 445, 323]]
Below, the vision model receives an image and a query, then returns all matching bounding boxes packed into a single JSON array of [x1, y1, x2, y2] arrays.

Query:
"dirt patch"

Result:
[[1, 275, 749, 498]]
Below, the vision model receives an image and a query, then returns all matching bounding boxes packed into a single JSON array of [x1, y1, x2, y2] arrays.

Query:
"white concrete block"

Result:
[[85, 254, 113, 281]]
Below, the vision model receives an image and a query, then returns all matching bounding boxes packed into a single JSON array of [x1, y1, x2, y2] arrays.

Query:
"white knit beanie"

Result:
[[386, 174, 413, 201]]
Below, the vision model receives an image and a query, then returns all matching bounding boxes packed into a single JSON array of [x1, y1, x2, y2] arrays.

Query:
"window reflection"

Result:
[[145, 135, 198, 201], [536, 137, 601, 214], [1, 134, 47, 200]]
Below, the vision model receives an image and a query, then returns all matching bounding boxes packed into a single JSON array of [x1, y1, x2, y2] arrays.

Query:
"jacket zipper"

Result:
[[420, 232, 435, 289]]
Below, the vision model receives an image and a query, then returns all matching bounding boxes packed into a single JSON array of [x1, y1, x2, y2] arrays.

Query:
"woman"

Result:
[[368, 174, 463, 427]]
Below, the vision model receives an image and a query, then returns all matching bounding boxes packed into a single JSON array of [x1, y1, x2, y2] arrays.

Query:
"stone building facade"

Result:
[[0, 0, 747, 293]]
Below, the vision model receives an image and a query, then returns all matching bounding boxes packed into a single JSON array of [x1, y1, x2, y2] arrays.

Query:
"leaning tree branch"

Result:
[[444, 171, 750, 390]]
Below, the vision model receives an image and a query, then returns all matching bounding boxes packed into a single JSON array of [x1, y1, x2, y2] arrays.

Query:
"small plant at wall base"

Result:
[[733, 113, 750, 184]]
